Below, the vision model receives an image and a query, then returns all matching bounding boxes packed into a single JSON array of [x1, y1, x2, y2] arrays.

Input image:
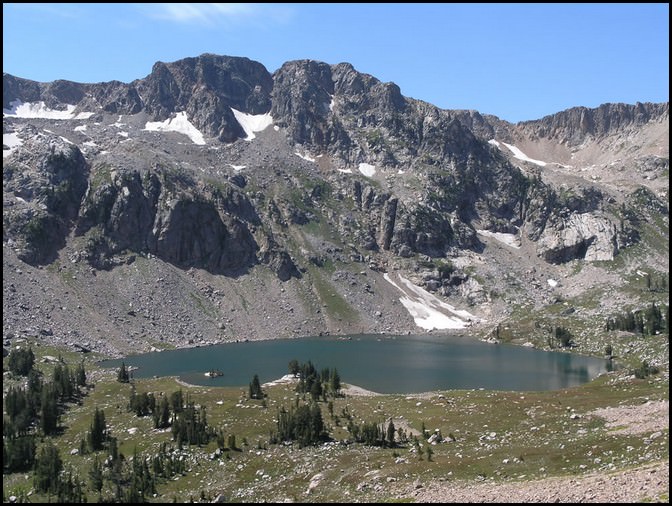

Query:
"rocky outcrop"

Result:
[[151, 198, 258, 273], [3, 54, 668, 278], [536, 212, 619, 263], [271, 60, 340, 148], [3, 127, 89, 264], [74, 166, 263, 274], [136, 54, 274, 142], [4, 54, 275, 143], [3, 74, 42, 109], [517, 102, 669, 146]]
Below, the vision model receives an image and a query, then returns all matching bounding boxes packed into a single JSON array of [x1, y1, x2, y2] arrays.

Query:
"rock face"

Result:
[[73, 166, 263, 274], [3, 126, 89, 264], [3, 54, 667, 273], [536, 212, 619, 263], [516, 102, 670, 146], [2, 53, 669, 353], [137, 54, 273, 142]]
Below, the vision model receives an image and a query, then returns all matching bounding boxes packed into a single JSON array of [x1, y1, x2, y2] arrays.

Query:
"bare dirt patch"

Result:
[[590, 399, 669, 436], [401, 460, 668, 503]]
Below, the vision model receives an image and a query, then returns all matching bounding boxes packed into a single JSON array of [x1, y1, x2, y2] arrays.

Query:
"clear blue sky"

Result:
[[3, 3, 669, 123]]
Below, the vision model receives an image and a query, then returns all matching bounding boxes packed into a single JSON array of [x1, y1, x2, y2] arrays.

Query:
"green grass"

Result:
[[3, 329, 668, 503], [306, 265, 359, 323], [189, 291, 217, 318]]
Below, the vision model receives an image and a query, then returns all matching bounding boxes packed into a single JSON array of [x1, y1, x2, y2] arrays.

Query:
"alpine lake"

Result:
[[100, 334, 610, 394]]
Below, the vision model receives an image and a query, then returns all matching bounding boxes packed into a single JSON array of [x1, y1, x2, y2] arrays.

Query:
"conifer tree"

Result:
[[88, 407, 107, 451], [249, 374, 264, 399], [34, 442, 63, 495], [117, 362, 130, 383]]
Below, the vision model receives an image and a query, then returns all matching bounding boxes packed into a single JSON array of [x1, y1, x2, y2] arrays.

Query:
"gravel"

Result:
[[402, 460, 668, 503]]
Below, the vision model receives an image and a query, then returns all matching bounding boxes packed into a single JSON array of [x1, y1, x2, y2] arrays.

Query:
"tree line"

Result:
[[605, 302, 668, 336], [4, 349, 88, 474]]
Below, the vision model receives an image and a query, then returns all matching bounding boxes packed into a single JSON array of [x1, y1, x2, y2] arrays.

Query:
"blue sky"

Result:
[[3, 3, 669, 123]]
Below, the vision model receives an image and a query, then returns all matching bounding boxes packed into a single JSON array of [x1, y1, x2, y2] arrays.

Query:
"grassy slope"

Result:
[[3, 331, 668, 503]]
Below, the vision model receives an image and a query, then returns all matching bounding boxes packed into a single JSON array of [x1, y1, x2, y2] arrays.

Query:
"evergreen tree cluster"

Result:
[[171, 396, 214, 448], [89, 438, 189, 503], [129, 388, 156, 417], [605, 303, 668, 336], [4, 359, 89, 474], [7, 346, 35, 376], [548, 326, 574, 348], [25, 441, 87, 503], [347, 418, 397, 447], [127, 388, 214, 446], [292, 360, 341, 401], [86, 410, 187, 502], [643, 272, 669, 293], [270, 403, 327, 447]]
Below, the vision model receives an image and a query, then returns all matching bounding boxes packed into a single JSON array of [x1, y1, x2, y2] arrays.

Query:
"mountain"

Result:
[[2, 54, 669, 357]]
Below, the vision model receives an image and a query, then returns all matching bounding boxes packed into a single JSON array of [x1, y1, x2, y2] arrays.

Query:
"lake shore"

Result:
[[175, 373, 384, 399]]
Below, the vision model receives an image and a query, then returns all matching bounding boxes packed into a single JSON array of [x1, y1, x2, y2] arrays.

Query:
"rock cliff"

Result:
[[2, 53, 668, 355]]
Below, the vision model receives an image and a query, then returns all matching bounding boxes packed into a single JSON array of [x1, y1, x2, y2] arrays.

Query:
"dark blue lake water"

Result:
[[99, 334, 609, 394]]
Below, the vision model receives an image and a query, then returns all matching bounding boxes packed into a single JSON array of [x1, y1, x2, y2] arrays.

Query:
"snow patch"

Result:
[[3, 99, 94, 119], [74, 125, 87, 132], [384, 273, 480, 330], [488, 139, 500, 148], [295, 151, 316, 162], [329, 95, 335, 112], [74, 111, 95, 120], [117, 131, 129, 138], [3, 132, 23, 158], [263, 374, 298, 388], [547, 279, 558, 288], [500, 142, 547, 167], [358, 163, 376, 177], [337, 168, 353, 174], [144, 112, 206, 145], [229, 164, 246, 171], [476, 229, 521, 249], [230, 108, 273, 141]]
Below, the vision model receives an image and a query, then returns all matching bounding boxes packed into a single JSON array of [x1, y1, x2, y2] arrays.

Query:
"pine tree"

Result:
[[249, 374, 264, 399], [288, 359, 300, 376], [386, 419, 396, 447], [75, 361, 87, 387], [117, 362, 130, 383], [40, 383, 60, 435], [89, 454, 103, 495], [88, 407, 107, 451], [8, 347, 35, 376], [3, 434, 36, 473], [155, 395, 171, 429], [34, 442, 63, 495]]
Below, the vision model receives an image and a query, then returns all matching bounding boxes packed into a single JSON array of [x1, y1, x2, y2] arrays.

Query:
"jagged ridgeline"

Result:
[[3, 53, 669, 352], [4, 54, 668, 272]]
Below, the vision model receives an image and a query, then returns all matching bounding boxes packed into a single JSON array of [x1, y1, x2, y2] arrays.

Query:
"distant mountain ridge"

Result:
[[2, 53, 668, 355], [4, 53, 668, 145]]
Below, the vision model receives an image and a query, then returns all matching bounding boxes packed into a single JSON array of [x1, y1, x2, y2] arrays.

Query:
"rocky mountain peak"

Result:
[[517, 101, 669, 145], [135, 53, 273, 142], [2, 53, 668, 354]]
